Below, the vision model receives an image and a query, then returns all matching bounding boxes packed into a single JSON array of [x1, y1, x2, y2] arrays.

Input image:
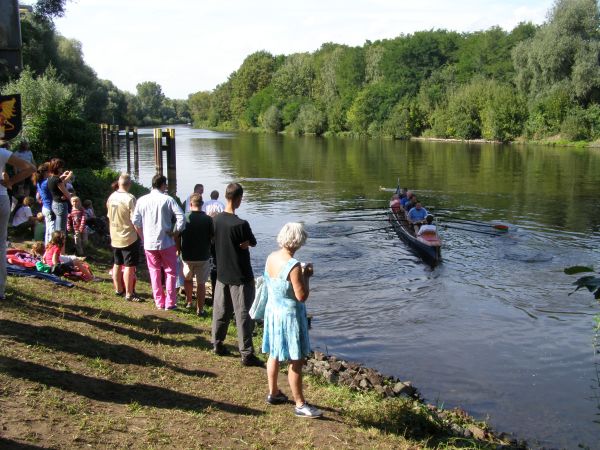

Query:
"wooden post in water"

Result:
[[153, 128, 164, 175], [100, 124, 105, 151], [112, 125, 120, 157], [152, 128, 177, 195], [165, 128, 177, 195], [125, 126, 132, 174], [133, 127, 139, 178]]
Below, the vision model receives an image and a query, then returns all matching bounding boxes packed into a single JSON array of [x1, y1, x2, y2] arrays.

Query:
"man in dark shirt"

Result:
[[176, 193, 213, 316], [212, 182, 263, 367]]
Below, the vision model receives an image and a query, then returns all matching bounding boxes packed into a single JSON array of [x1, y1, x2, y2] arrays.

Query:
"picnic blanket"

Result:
[[7, 264, 75, 288]]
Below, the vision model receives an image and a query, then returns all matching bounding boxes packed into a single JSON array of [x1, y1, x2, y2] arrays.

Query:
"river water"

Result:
[[109, 125, 600, 448]]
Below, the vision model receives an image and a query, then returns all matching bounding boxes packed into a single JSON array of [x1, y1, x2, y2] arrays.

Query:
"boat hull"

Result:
[[388, 209, 441, 266]]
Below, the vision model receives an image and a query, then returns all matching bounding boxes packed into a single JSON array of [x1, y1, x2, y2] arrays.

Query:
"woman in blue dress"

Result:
[[262, 222, 322, 418]]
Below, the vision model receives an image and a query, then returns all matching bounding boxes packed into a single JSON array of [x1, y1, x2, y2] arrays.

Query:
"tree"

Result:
[[261, 105, 282, 132], [272, 53, 315, 100], [294, 104, 326, 135], [513, 0, 600, 104], [136, 81, 165, 121], [34, 0, 68, 20], [189, 91, 212, 126], [1, 68, 104, 168], [230, 51, 277, 125], [347, 82, 402, 134]]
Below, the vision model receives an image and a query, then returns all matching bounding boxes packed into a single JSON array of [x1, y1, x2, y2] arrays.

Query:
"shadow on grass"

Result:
[[0, 319, 214, 378], [0, 438, 50, 449], [0, 356, 261, 416], [12, 293, 201, 336], [7, 292, 211, 350]]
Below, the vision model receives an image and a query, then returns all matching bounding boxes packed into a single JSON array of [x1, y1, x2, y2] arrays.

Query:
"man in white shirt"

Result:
[[133, 174, 185, 310], [202, 190, 225, 217]]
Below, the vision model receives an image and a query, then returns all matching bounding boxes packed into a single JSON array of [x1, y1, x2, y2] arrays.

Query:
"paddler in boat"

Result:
[[407, 201, 429, 233], [400, 191, 413, 209], [417, 214, 436, 237], [390, 194, 401, 213]]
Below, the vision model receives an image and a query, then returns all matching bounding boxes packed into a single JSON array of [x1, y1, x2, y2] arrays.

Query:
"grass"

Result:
[[0, 246, 519, 449]]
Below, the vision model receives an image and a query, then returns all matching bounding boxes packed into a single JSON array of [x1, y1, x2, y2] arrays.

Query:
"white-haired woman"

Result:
[[262, 222, 322, 418]]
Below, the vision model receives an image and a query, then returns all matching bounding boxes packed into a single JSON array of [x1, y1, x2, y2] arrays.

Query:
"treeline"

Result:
[[0, 1, 189, 168], [189, 0, 600, 143]]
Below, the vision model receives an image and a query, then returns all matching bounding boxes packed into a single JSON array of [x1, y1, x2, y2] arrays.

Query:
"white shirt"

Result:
[[203, 199, 225, 217], [0, 147, 12, 196], [417, 224, 437, 236], [14, 150, 34, 171], [12, 205, 32, 227], [132, 189, 185, 250]]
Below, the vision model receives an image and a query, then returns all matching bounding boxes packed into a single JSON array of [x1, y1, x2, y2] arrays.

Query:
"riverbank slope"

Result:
[[0, 248, 520, 449]]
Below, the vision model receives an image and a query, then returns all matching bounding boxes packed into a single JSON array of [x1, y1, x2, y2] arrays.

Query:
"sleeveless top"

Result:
[[261, 257, 311, 361]]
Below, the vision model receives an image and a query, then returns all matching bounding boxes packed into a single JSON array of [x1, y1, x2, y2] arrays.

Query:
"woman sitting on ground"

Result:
[[262, 222, 322, 418]]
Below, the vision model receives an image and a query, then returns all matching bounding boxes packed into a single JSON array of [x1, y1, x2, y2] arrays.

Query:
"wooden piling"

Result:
[[125, 126, 132, 174], [152, 127, 177, 194], [133, 127, 139, 177], [166, 128, 177, 195], [153, 128, 164, 174]]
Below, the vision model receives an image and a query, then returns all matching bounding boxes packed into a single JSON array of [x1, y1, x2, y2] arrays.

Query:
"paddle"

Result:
[[340, 226, 394, 237], [318, 218, 389, 223], [441, 224, 504, 236], [443, 219, 509, 231]]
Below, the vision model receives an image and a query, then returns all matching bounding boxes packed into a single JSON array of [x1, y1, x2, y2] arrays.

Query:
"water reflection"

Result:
[[110, 126, 600, 448]]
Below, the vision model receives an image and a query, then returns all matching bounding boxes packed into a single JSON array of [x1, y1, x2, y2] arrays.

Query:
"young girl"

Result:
[[67, 196, 87, 256], [43, 231, 93, 281]]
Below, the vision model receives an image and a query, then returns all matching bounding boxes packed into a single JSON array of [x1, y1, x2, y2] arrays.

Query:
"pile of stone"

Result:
[[305, 351, 418, 399], [304, 351, 527, 448]]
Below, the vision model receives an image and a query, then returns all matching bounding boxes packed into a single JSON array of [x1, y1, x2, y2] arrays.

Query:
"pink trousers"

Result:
[[144, 246, 178, 309]]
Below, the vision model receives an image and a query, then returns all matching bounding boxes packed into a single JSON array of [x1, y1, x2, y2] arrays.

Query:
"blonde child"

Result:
[[67, 196, 87, 256]]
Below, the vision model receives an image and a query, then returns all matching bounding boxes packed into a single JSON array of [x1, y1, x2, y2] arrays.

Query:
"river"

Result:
[[109, 125, 600, 449]]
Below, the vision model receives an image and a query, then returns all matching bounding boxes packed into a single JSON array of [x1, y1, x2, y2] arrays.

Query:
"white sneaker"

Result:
[[294, 403, 323, 418]]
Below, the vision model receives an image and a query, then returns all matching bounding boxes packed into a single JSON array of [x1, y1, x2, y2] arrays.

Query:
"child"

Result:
[[12, 196, 36, 235], [67, 196, 87, 256], [43, 231, 93, 281]]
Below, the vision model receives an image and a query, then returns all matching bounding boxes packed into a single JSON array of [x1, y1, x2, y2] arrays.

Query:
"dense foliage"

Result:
[[189, 0, 600, 143], [73, 167, 149, 216]]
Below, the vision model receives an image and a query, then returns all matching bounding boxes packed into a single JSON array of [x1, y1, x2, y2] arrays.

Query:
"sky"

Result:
[[50, 0, 555, 99]]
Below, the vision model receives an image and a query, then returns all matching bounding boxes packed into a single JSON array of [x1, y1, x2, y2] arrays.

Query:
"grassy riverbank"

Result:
[[0, 246, 520, 449]]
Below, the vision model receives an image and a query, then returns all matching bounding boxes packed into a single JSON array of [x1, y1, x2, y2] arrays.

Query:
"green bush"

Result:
[[560, 107, 590, 140], [2, 68, 104, 168], [260, 105, 283, 132], [525, 84, 574, 139], [481, 83, 527, 142], [383, 99, 427, 139], [73, 168, 149, 217], [294, 104, 326, 135]]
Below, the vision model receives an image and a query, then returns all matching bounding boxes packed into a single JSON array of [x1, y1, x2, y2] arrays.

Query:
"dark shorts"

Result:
[[113, 239, 140, 267]]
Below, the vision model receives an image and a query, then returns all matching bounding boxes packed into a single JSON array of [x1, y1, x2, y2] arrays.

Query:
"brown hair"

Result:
[[48, 158, 65, 176], [32, 162, 49, 186], [225, 182, 243, 201]]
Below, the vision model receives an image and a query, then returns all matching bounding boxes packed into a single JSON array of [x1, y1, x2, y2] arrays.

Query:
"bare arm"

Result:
[[3, 155, 35, 189], [289, 264, 311, 302]]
